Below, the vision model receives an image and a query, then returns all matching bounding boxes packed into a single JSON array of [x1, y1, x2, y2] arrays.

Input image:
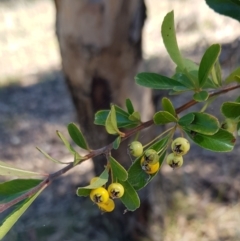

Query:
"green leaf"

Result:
[[94, 110, 138, 129], [237, 122, 240, 136], [161, 10, 184, 69], [109, 156, 128, 181], [125, 98, 134, 114], [221, 102, 240, 119], [105, 105, 125, 136], [0, 179, 42, 204], [153, 111, 178, 125], [182, 58, 199, 72], [0, 186, 45, 240], [193, 91, 209, 102], [76, 168, 109, 196], [36, 147, 70, 164], [128, 111, 141, 122], [127, 156, 151, 190], [211, 60, 222, 87], [113, 136, 121, 150], [128, 136, 169, 190], [180, 112, 220, 135], [162, 97, 176, 117], [185, 128, 235, 152], [76, 189, 91, 197], [225, 67, 240, 84], [68, 123, 90, 150], [56, 131, 76, 154], [0, 161, 46, 178], [118, 180, 140, 211], [172, 72, 195, 89], [205, 0, 240, 21], [135, 72, 185, 90], [178, 113, 195, 126], [198, 44, 221, 87]]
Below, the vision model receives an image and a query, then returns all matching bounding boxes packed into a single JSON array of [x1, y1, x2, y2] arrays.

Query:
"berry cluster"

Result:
[[128, 137, 191, 172], [89, 181, 124, 212], [167, 137, 190, 168], [129, 141, 160, 174]]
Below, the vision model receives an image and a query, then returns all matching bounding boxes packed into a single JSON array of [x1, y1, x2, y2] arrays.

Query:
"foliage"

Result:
[[0, 8, 240, 240], [205, 0, 240, 22]]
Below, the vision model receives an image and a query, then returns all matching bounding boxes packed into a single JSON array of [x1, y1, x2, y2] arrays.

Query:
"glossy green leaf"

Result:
[[56, 131, 76, 154], [125, 98, 134, 114], [36, 147, 70, 164], [118, 180, 140, 211], [127, 156, 151, 190], [68, 123, 89, 150], [180, 112, 220, 135], [0, 161, 46, 178], [153, 111, 178, 125], [128, 111, 141, 122], [205, 0, 240, 21], [172, 72, 195, 89], [128, 136, 169, 190], [161, 11, 184, 69], [113, 136, 121, 150], [94, 110, 138, 129], [109, 156, 128, 181], [221, 102, 240, 119], [185, 128, 235, 152], [0, 179, 42, 204], [135, 72, 185, 90], [193, 91, 209, 102], [198, 44, 221, 87], [0, 186, 45, 240], [76, 169, 109, 197], [178, 113, 195, 126], [225, 67, 240, 84], [162, 97, 176, 117], [237, 122, 240, 136]]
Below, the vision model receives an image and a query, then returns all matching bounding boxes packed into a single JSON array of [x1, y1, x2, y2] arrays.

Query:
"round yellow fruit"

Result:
[[140, 157, 160, 174], [90, 187, 109, 204], [128, 141, 143, 157], [166, 152, 183, 168], [108, 183, 124, 199], [171, 137, 190, 156]]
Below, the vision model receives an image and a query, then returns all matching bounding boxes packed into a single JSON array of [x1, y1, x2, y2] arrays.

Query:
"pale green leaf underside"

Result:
[[0, 161, 46, 178]]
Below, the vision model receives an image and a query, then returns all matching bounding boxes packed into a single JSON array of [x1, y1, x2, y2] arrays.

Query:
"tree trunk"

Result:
[[54, 0, 154, 240]]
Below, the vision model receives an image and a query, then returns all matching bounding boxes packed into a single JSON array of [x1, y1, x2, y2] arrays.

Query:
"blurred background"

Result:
[[0, 0, 240, 240]]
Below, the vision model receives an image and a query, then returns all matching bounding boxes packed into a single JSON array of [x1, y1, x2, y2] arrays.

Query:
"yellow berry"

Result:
[[98, 199, 115, 212], [166, 153, 183, 168], [171, 137, 190, 156], [140, 157, 159, 174], [108, 183, 124, 199], [144, 149, 159, 164], [128, 141, 143, 157], [90, 187, 109, 204]]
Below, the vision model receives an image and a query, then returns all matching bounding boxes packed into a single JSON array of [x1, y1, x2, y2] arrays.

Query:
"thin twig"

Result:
[[1, 84, 239, 213]]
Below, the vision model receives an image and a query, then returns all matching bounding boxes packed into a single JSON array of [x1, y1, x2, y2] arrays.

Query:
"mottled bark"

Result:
[[54, 0, 154, 240]]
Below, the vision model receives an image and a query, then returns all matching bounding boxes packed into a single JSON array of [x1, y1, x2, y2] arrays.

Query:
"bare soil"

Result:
[[0, 0, 240, 241]]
